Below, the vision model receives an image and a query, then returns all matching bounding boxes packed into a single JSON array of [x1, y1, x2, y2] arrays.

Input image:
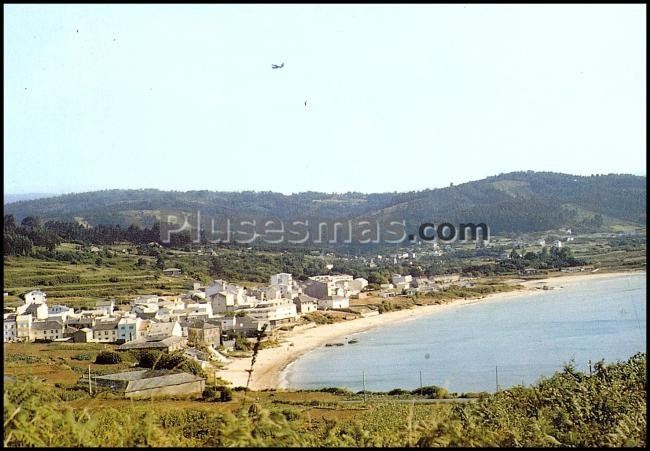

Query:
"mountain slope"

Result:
[[3, 172, 645, 234]]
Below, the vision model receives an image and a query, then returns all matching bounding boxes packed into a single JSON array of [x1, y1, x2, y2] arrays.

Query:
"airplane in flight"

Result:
[[271, 62, 284, 69]]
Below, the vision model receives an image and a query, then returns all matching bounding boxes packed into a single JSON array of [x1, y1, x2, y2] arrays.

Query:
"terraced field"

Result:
[[3, 252, 203, 309]]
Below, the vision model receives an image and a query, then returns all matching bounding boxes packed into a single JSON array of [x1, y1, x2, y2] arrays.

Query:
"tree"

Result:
[[155, 255, 165, 269], [20, 216, 41, 230], [4, 214, 16, 232]]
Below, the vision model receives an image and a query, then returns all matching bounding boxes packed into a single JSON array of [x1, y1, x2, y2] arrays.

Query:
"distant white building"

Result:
[[553, 240, 563, 248], [96, 300, 115, 315], [47, 305, 73, 323], [132, 301, 159, 319], [17, 301, 48, 320], [244, 298, 298, 326], [303, 275, 354, 299], [24, 290, 47, 305], [317, 296, 349, 310], [294, 295, 318, 314], [270, 273, 292, 286], [391, 274, 413, 287], [207, 282, 256, 313]]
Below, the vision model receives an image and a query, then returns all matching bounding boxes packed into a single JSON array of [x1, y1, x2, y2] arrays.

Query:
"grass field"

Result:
[[3, 250, 203, 309]]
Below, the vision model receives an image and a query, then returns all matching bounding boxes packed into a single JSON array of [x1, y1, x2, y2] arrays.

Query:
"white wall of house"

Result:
[[317, 297, 349, 310], [24, 290, 47, 305], [118, 317, 141, 341], [16, 314, 33, 341], [4, 316, 17, 342]]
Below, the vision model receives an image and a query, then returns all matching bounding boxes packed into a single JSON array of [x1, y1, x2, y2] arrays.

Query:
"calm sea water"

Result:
[[284, 273, 646, 393]]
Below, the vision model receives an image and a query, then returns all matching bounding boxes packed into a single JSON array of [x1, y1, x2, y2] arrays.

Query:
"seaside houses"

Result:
[[303, 275, 354, 299], [294, 294, 318, 314], [318, 295, 350, 310], [269, 273, 301, 298], [244, 298, 298, 326], [66, 311, 102, 329], [301, 274, 365, 310], [220, 315, 267, 337]]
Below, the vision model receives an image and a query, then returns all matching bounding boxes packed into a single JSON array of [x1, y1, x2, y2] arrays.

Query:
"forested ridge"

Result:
[[4, 171, 645, 234]]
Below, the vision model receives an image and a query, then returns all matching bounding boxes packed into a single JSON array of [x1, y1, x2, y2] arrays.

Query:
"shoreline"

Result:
[[217, 269, 645, 390]]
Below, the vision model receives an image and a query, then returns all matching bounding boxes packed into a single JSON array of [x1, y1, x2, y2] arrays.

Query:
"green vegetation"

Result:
[[135, 350, 206, 378], [3, 353, 645, 446], [202, 385, 233, 402], [4, 172, 646, 235], [94, 351, 123, 365]]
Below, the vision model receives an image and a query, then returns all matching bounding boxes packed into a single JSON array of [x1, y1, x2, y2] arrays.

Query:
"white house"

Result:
[[132, 303, 159, 319], [24, 290, 47, 305], [303, 275, 354, 299], [32, 320, 66, 341], [294, 295, 318, 314], [183, 302, 213, 319], [16, 314, 33, 341], [118, 316, 142, 342], [47, 305, 73, 322], [17, 301, 48, 320], [245, 298, 299, 326], [4, 314, 17, 342], [270, 273, 293, 286], [96, 300, 115, 315], [317, 296, 349, 310], [93, 320, 119, 342], [147, 320, 183, 339]]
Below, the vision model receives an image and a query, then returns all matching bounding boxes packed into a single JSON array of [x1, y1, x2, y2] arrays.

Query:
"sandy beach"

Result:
[[217, 270, 645, 390]]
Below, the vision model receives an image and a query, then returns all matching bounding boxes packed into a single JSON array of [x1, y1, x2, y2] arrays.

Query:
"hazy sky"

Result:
[[4, 4, 646, 194]]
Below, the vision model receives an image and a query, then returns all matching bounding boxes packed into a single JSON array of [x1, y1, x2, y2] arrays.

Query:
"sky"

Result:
[[4, 4, 646, 195]]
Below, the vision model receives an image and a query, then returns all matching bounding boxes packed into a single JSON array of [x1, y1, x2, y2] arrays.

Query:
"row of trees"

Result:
[[3, 215, 163, 256]]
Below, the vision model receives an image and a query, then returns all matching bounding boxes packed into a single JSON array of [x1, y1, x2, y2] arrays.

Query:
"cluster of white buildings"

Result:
[[204, 273, 368, 333], [4, 272, 371, 345]]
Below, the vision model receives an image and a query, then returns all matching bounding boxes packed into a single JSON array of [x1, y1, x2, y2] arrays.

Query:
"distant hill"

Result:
[[3, 172, 646, 234], [4, 193, 59, 205]]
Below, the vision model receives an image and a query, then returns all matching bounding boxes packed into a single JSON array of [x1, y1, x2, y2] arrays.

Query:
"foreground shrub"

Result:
[[94, 351, 122, 364], [202, 385, 233, 402]]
